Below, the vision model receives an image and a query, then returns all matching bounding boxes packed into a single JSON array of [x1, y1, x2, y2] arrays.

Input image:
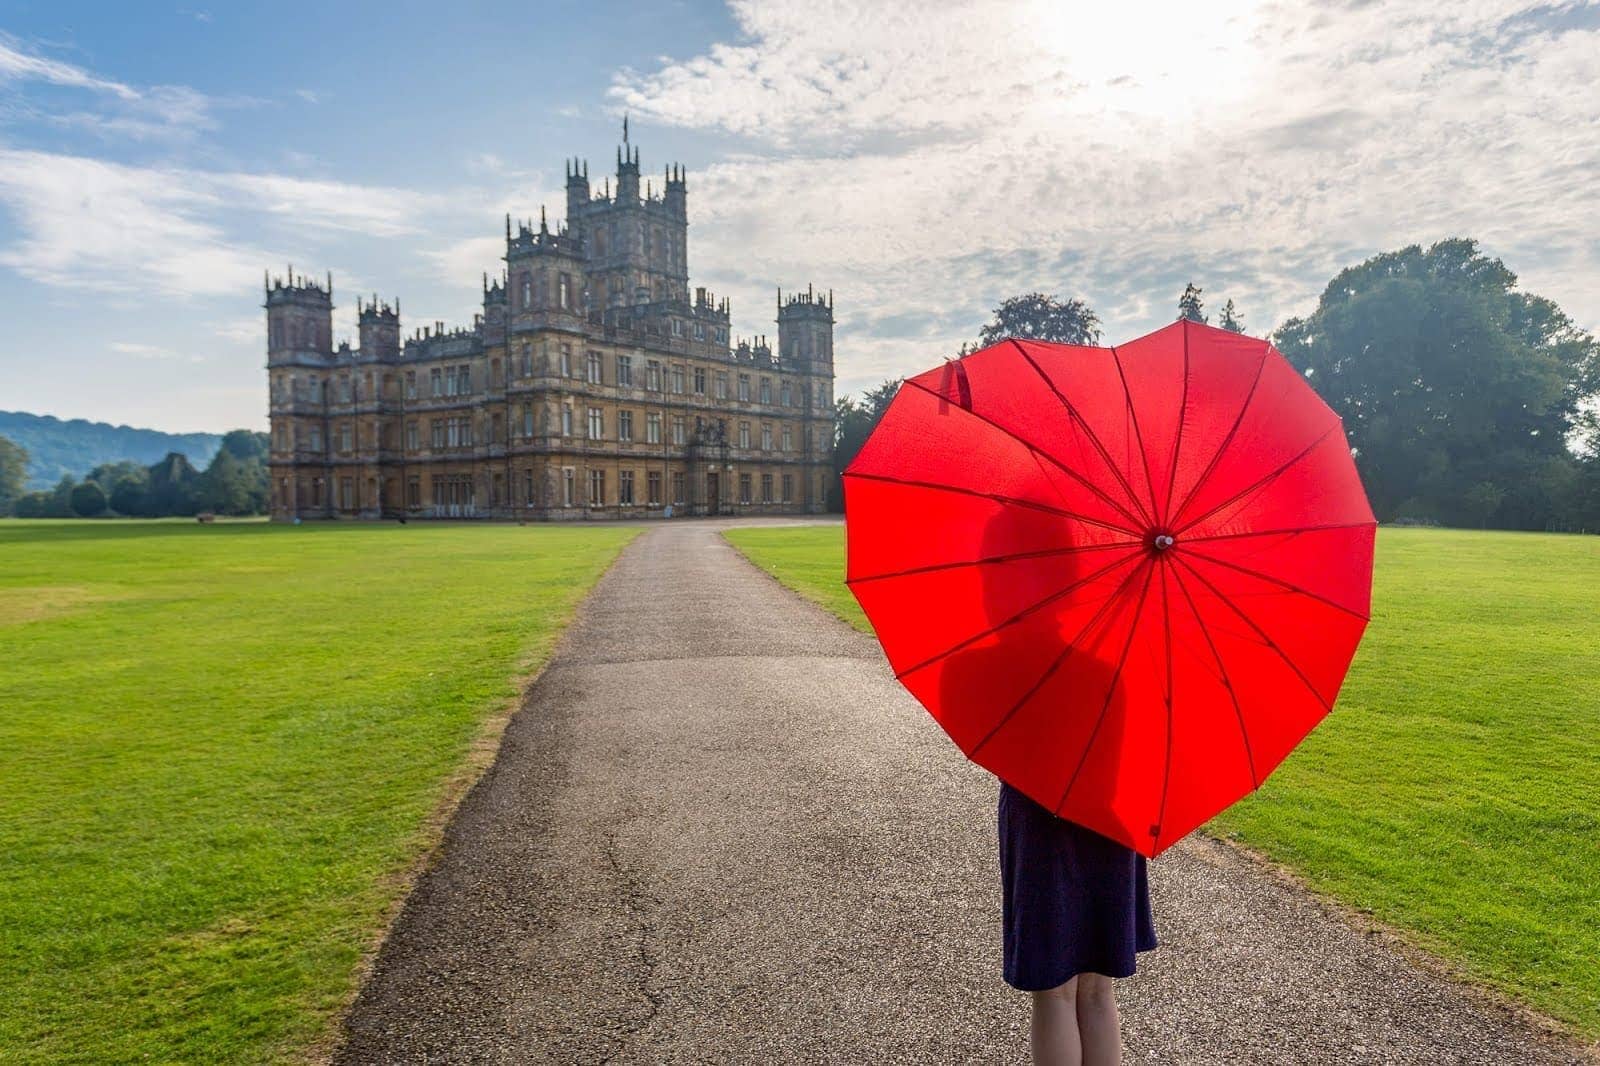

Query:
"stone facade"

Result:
[[265, 134, 835, 521]]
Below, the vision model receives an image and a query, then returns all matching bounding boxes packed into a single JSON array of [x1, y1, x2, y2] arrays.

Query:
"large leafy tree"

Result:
[[829, 379, 902, 511], [976, 292, 1101, 348], [69, 480, 108, 517], [0, 435, 26, 515], [146, 452, 202, 517], [1275, 238, 1597, 529]]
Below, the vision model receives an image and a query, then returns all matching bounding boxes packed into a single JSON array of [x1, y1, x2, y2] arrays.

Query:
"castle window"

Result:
[[816, 382, 827, 407], [617, 354, 633, 386], [646, 360, 662, 391], [670, 365, 685, 394], [406, 420, 419, 450], [781, 474, 793, 503], [671, 471, 685, 505], [562, 404, 573, 437], [646, 411, 662, 444], [431, 419, 445, 449], [431, 368, 443, 397], [780, 380, 791, 406], [405, 372, 417, 399], [523, 468, 534, 506], [647, 471, 662, 506], [619, 469, 635, 505], [587, 407, 603, 440], [339, 423, 353, 452], [761, 474, 773, 505], [588, 469, 606, 507], [781, 424, 792, 451], [738, 374, 751, 402], [563, 467, 575, 508], [309, 425, 322, 452], [738, 473, 752, 506], [693, 366, 706, 394], [522, 403, 534, 438], [558, 273, 573, 310], [672, 415, 686, 445], [761, 423, 773, 451], [714, 372, 729, 400], [618, 410, 634, 442], [738, 421, 751, 449], [520, 274, 532, 308], [458, 364, 472, 395], [559, 344, 573, 377], [759, 377, 771, 404], [407, 477, 420, 509], [693, 322, 705, 341], [587, 351, 603, 384], [671, 318, 683, 337]]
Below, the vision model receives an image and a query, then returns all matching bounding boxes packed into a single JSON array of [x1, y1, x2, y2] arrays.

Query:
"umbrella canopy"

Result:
[[843, 319, 1375, 858]]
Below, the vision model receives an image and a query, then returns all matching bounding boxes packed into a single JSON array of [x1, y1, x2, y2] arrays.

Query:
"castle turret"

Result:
[[778, 285, 834, 376], [356, 295, 400, 362], [565, 158, 590, 222], [664, 163, 686, 219], [616, 143, 640, 204], [265, 267, 333, 366]]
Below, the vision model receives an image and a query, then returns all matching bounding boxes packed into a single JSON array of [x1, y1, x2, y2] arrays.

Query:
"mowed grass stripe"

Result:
[[723, 524, 1600, 1040], [0, 519, 636, 1063]]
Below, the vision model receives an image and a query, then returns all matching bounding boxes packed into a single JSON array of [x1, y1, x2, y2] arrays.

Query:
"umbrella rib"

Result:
[[967, 553, 1155, 759], [1178, 546, 1371, 621], [1169, 559, 1259, 790], [1008, 340, 1157, 529], [1161, 326, 1192, 527], [845, 539, 1143, 586], [893, 548, 1146, 681], [1109, 341, 1162, 528], [1166, 348, 1270, 531], [1173, 554, 1333, 715], [1179, 521, 1378, 546], [900, 377, 1147, 533], [1054, 557, 1158, 817], [1173, 422, 1341, 537], [841, 471, 1139, 537], [1153, 559, 1176, 851]]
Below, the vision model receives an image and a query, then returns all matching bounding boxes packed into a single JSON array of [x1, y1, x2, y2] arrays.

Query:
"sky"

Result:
[[1, 0, 1597, 433]]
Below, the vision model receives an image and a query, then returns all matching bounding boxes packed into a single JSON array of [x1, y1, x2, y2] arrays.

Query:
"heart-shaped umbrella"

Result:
[[843, 319, 1375, 857]]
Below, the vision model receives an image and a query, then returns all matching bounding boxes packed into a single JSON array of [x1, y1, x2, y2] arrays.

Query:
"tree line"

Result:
[[831, 238, 1600, 532], [0, 430, 270, 518]]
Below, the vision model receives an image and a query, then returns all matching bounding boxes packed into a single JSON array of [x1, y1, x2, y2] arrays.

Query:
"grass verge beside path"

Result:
[[723, 524, 1600, 1042], [0, 519, 636, 1063]]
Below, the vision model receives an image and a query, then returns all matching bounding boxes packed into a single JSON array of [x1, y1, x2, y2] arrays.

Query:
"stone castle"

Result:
[[265, 129, 834, 520]]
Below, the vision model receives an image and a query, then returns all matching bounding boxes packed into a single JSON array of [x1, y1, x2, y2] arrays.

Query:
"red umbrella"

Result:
[[843, 319, 1375, 858]]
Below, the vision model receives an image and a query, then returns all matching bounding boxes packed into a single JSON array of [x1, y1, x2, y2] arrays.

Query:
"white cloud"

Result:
[[610, 0, 1600, 397], [0, 37, 138, 100]]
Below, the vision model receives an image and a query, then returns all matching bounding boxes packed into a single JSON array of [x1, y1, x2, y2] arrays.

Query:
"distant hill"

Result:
[[0, 411, 223, 490]]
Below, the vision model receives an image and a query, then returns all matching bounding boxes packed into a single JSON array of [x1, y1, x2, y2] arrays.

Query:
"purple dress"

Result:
[[998, 782, 1157, 990]]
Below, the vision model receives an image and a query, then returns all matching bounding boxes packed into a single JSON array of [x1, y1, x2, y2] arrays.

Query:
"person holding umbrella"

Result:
[[843, 321, 1376, 1064]]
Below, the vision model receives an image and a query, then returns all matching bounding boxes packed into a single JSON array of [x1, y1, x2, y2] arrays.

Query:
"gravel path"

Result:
[[336, 519, 1591, 1065]]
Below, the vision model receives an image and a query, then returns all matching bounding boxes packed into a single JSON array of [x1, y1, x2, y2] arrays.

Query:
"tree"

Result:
[[1218, 299, 1245, 333], [86, 459, 148, 491], [109, 475, 149, 517], [1178, 282, 1207, 323], [1274, 238, 1598, 529], [829, 378, 903, 511], [0, 434, 27, 515], [70, 480, 108, 517], [146, 452, 202, 516], [976, 292, 1101, 348], [200, 447, 254, 516], [219, 428, 269, 463]]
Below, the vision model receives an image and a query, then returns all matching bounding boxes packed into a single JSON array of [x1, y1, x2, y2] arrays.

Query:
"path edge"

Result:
[[298, 528, 645, 1065]]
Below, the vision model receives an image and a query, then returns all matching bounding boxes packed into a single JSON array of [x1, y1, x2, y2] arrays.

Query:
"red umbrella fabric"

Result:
[[843, 319, 1375, 858]]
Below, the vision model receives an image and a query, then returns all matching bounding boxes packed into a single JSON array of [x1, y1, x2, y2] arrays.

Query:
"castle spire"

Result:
[[623, 113, 629, 145]]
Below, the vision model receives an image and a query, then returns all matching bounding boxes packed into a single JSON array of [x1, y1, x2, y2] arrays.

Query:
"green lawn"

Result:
[[0, 519, 636, 1063], [724, 524, 1600, 1040]]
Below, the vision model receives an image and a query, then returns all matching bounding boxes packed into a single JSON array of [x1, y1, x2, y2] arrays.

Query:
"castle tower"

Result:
[[616, 142, 640, 204], [565, 158, 590, 222], [778, 285, 834, 377], [357, 295, 400, 361], [265, 268, 333, 365]]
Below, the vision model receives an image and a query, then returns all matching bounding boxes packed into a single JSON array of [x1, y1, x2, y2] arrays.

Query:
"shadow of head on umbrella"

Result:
[[936, 502, 1135, 830]]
